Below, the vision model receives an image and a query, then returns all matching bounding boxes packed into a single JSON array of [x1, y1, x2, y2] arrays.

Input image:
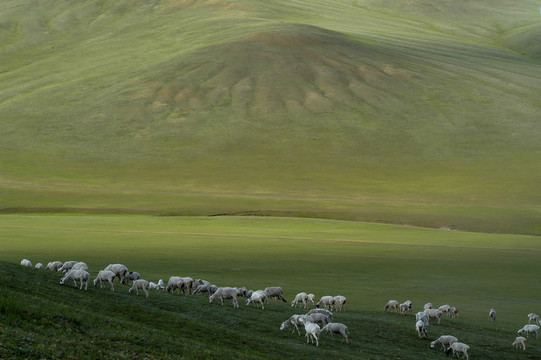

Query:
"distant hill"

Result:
[[1, 0, 540, 234]]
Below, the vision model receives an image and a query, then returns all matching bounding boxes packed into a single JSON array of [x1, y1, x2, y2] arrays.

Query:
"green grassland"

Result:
[[1, 0, 541, 234], [1, 214, 541, 359]]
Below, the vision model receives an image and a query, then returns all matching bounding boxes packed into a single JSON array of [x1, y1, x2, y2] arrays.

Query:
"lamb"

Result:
[[20, 259, 32, 267], [291, 292, 309, 309], [307, 293, 316, 305], [166, 276, 186, 294], [449, 306, 459, 318], [416, 312, 429, 327], [512, 336, 526, 350], [299, 317, 320, 346], [320, 322, 349, 343], [149, 279, 165, 290], [303, 312, 330, 326], [126, 271, 141, 283], [280, 314, 305, 335], [129, 279, 150, 298], [528, 313, 541, 325], [209, 287, 239, 308], [317, 296, 335, 310], [384, 299, 399, 312], [438, 304, 451, 314], [424, 308, 443, 324], [333, 295, 347, 311], [446, 342, 469, 359], [431, 335, 458, 350], [59, 261, 79, 272], [34, 263, 43, 269], [93, 270, 116, 291], [246, 290, 269, 309], [193, 283, 213, 296], [181, 277, 194, 294], [307, 308, 333, 322], [416, 320, 427, 339], [104, 264, 129, 284], [46, 261, 63, 271], [71, 262, 88, 271], [517, 324, 539, 338], [264, 286, 286, 302], [400, 300, 413, 314], [60, 269, 90, 290], [489, 308, 497, 321], [424, 302, 433, 310]]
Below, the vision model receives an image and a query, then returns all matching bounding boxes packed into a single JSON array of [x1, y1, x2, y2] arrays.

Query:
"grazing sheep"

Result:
[[126, 271, 141, 283], [149, 279, 165, 290], [280, 314, 305, 335], [384, 299, 399, 312], [246, 290, 269, 309], [528, 313, 541, 325], [264, 286, 286, 302], [291, 292, 309, 309], [446, 342, 469, 360], [489, 308, 497, 321], [60, 269, 90, 290], [424, 302, 433, 310], [450, 306, 459, 318], [399, 303, 409, 315], [416, 320, 427, 339], [104, 264, 129, 284], [20, 259, 32, 267], [59, 261, 79, 273], [129, 279, 150, 298], [512, 336, 526, 350], [71, 262, 88, 272], [209, 287, 239, 308], [307, 293, 316, 305], [438, 304, 451, 314], [317, 296, 335, 310], [424, 308, 443, 324], [46, 261, 63, 271], [320, 322, 349, 343], [517, 324, 539, 338], [304, 312, 331, 326], [166, 276, 186, 294], [416, 311, 429, 327], [93, 270, 116, 291], [431, 335, 458, 350], [34, 263, 43, 269], [333, 295, 347, 311], [299, 317, 320, 346], [193, 283, 213, 296], [307, 308, 333, 320]]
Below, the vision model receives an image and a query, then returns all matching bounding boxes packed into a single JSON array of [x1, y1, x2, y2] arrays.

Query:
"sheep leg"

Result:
[[145, 289, 149, 298]]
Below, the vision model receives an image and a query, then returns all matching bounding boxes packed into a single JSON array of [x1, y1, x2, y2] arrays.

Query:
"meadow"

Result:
[[1, 214, 541, 359]]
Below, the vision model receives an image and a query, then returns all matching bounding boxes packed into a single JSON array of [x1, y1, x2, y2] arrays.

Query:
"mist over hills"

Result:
[[1, 0, 540, 234]]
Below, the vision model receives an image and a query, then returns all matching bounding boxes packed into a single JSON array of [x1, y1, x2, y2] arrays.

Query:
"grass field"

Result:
[[1, 214, 541, 359]]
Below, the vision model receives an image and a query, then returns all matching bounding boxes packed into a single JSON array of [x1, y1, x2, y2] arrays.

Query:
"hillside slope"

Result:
[[1, 0, 540, 234]]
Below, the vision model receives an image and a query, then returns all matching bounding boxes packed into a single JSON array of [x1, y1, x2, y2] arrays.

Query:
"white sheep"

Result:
[[246, 290, 269, 309], [46, 261, 63, 271], [291, 292, 308, 309], [193, 283, 213, 296], [60, 269, 90, 290], [59, 261, 79, 273], [317, 295, 335, 310], [449, 306, 459, 318], [512, 336, 526, 350], [149, 279, 165, 290], [209, 287, 239, 308], [280, 314, 305, 335], [489, 308, 496, 321], [166, 276, 187, 294], [431, 335, 458, 350], [126, 271, 141, 283], [333, 295, 347, 311], [307, 293, 316, 305], [93, 270, 116, 291], [129, 279, 150, 298], [307, 308, 333, 322], [264, 286, 286, 302], [424, 302, 433, 310], [304, 312, 330, 326], [34, 263, 43, 269], [517, 324, 539, 338], [320, 322, 349, 343], [416, 320, 427, 339], [104, 264, 129, 284], [71, 262, 88, 272], [528, 313, 541, 325], [446, 342, 469, 359], [424, 308, 443, 324], [438, 304, 451, 314], [416, 311, 429, 327], [384, 299, 399, 312], [400, 300, 412, 314], [299, 317, 320, 346], [20, 259, 32, 267]]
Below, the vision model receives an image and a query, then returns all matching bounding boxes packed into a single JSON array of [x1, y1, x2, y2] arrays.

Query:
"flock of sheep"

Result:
[[19, 258, 350, 348], [384, 298, 540, 359]]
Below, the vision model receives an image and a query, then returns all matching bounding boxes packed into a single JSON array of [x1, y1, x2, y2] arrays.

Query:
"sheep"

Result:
[[512, 336, 526, 350], [424, 302, 433, 310], [399, 302, 410, 315], [303, 312, 330, 326], [104, 264, 129, 284], [46, 261, 63, 271], [166, 276, 186, 294], [264, 286, 286, 302], [60, 269, 90, 290], [93, 270, 116, 291], [280, 314, 305, 335], [129, 279, 150, 298], [126, 271, 141, 283], [333, 295, 347, 311], [246, 290, 269, 309], [489, 308, 497, 321], [317, 296, 335, 310], [20, 259, 32, 267], [307, 308, 333, 321], [149, 279, 165, 290], [181, 277, 194, 294], [291, 292, 309, 309], [209, 287, 239, 308], [384, 299, 399, 312], [416, 311, 429, 327], [438, 304, 451, 314], [431, 335, 458, 350], [320, 322, 349, 343], [59, 261, 79, 273], [424, 308, 443, 324], [71, 262, 88, 272], [416, 320, 427, 339], [193, 283, 213, 296], [517, 324, 539, 338], [299, 317, 320, 346], [528, 313, 541, 325], [34, 263, 43, 269], [446, 342, 469, 359], [307, 293, 316, 305], [449, 306, 459, 318]]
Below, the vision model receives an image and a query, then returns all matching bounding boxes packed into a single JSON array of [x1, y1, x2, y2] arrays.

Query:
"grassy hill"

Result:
[[1, 0, 541, 234]]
